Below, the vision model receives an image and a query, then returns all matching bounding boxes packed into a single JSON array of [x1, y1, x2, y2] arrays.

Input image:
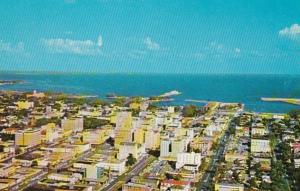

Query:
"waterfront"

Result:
[[1, 72, 300, 113]]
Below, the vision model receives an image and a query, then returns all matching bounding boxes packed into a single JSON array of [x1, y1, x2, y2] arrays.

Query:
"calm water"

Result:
[[1, 72, 300, 113]]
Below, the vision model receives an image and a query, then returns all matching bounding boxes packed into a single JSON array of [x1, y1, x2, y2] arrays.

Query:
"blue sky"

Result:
[[0, 0, 300, 74]]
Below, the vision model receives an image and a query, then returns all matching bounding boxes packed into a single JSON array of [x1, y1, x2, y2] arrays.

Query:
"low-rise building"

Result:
[[73, 161, 103, 180], [160, 179, 191, 191], [215, 183, 244, 191], [176, 152, 201, 171], [0, 163, 16, 178], [97, 159, 126, 175], [122, 182, 153, 191], [250, 138, 271, 153]]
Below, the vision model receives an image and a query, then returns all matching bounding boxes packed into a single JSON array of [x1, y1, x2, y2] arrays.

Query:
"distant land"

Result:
[[261, 97, 300, 106], [1, 73, 300, 113], [0, 80, 24, 86]]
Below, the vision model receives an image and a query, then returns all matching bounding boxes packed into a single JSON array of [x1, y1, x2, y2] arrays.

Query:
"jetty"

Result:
[[185, 99, 210, 103], [159, 90, 181, 98], [261, 97, 300, 105]]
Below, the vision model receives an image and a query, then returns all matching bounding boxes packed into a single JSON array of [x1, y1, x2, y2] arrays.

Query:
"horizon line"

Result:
[[1, 70, 300, 76]]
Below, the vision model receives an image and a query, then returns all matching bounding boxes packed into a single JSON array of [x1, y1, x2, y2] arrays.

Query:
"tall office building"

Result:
[[114, 112, 132, 149], [15, 128, 42, 147], [61, 117, 84, 133], [160, 137, 185, 160]]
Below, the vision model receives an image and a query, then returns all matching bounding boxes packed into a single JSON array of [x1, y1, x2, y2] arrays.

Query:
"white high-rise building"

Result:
[[160, 137, 185, 160], [160, 138, 171, 157]]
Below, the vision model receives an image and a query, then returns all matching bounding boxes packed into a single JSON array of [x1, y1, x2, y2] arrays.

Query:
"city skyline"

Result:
[[0, 0, 300, 74], [1, 1, 300, 190]]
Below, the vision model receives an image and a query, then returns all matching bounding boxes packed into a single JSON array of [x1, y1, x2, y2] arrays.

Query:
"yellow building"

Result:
[[15, 101, 34, 110], [61, 117, 83, 134], [82, 126, 112, 145], [118, 142, 145, 160], [15, 128, 41, 147], [145, 130, 160, 150], [114, 112, 132, 148], [129, 102, 141, 110], [132, 127, 160, 150], [0, 163, 16, 178], [73, 161, 103, 180], [110, 114, 117, 124], [41, 123, 58, 143], [133, 127, 145, 145]]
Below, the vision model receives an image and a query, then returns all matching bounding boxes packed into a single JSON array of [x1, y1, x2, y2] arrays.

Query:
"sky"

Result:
[[0, 0, 300, 74]]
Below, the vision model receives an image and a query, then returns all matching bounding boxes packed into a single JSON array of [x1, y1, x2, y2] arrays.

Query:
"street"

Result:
[[102, 154, 156, 191]]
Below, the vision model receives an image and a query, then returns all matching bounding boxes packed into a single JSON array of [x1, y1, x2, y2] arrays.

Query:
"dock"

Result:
[[261, 97, 300, 105]]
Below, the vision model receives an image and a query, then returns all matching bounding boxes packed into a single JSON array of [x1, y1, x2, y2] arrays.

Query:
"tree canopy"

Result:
[[84, 117, 110, 129], [182, 105, 198, 117], [288, 109, 300, 119], [126, 153, 137, 166]]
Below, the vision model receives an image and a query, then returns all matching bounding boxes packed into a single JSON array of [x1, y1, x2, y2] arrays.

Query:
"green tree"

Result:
[[36, 117, 60, 126], [147, 104, 157, 112], [106, 137, 114, 146], [84, 117, 109, 129], [53, 103, 61, 111], [253, 163, 262, 179], [260, 181, 271, 190], [73, 98, 87, 106], [288, 110, 300, 119], [113, 97, 126, 107], [31, 160, 38, 167], [269, 133, 278, 149], [250, 177, 258, 188], [148, 149, 160, 158], [182, 105, 198, 117], [0, 133, 14, 141], [278, 142, 292, 162], [126, 154, 137, 166], [167, 161, 176, 170], [271, 160, 284, 181], [90, 99, 106, 107], [229, 125, 236, 135]]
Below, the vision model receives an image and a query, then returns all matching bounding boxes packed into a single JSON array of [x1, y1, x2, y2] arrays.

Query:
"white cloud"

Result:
[[279, 24, 300, 38], [194, 42, 242, 60], [0, 40, 24, 53], [42, 35, 103, 55], [144, 37, 160, 50]]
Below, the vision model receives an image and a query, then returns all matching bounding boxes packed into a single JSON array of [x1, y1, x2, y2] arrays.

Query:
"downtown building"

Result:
[[15, 128, 41, 147]]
